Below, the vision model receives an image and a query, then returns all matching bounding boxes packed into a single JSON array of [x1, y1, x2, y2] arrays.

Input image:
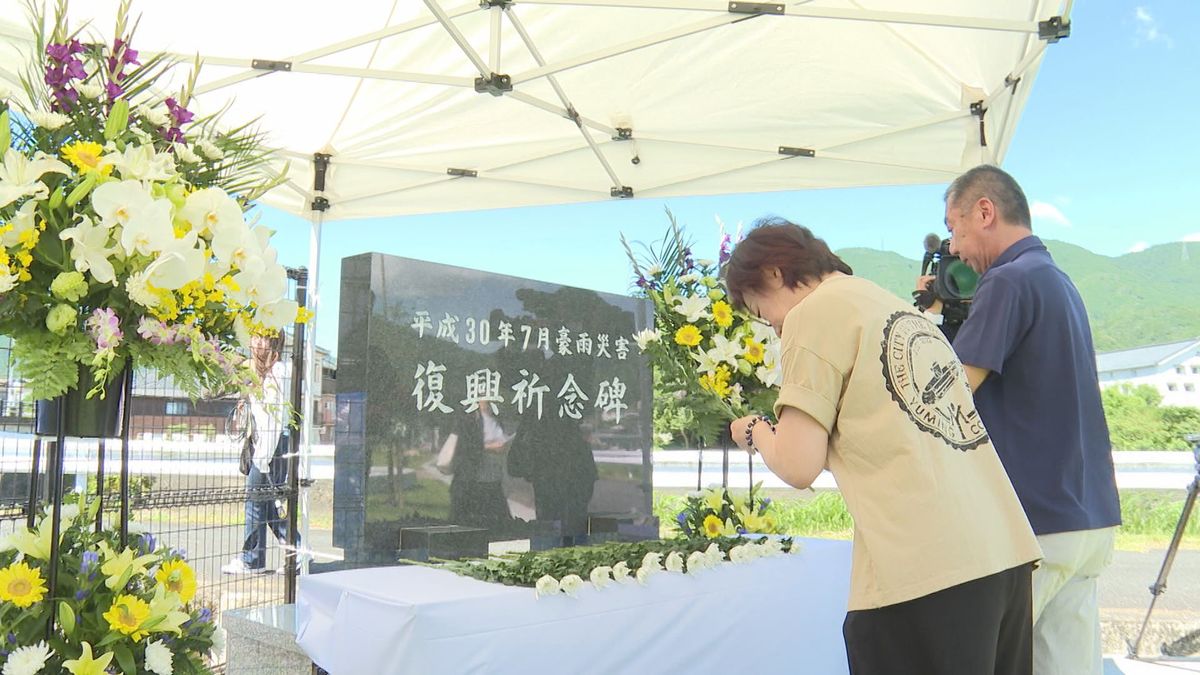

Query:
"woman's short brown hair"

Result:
[[722, 218, 852, 310]]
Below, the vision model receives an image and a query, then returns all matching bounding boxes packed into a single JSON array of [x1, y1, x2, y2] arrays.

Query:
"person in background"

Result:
[[222, 333, 293, 574], [935, 165, 1121, 674], [725, 218, 1041, 675]]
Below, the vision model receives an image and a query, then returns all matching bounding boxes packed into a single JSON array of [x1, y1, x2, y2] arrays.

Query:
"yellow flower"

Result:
[[702, 514, 723, 538], [743, 338, 765, 365], [147, 584, 191, 635], [762, 514, 779, 532], [712, 300, 733, 328], [103, 594, 152, 641], [296, 306, 315, 324], [699, 365, 733, 398], [60, 141, 113, 177], [703, 489, 725, 513], [674, 324, 702, 347], [0, 561, 48, 608], [63, 642, 115, 675], [155, 559, 197, 603], [98, 541, 158, 590]]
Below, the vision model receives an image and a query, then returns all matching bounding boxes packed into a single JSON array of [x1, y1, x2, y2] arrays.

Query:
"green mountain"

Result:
[[836, 240, 1200, 352]]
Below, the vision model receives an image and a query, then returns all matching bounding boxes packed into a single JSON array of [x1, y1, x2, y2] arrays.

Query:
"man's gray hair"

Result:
[[944, 164, 1032, 229]]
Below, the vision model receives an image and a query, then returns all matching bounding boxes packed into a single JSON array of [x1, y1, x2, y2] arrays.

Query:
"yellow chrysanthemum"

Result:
[[103, 594, 152, 641], [674, 324, 702, 347], [702, 514, 723, 538], [711, 301, 733, 328], [155, 559, 197, 603], [699, 365, 732, 398], [743, 338, 765, 365], [0, 561, 48, 608], [60, 141, 113, 177]]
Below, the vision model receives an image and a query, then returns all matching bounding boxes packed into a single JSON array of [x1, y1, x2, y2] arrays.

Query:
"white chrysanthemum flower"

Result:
[[559, 574, 584, 597], [640, 551, 663, 571], [632, 328, 661, 351], [76, 82, 105, 99], [26, 110, 71, 130], [646, 264, 663, 276], [686, 550, 708, 573], [635, 565, 654, 585], [144, 639, 173, 675], [126, 271, 160, 308], [196, 138, 224, 161], [696, 259, 715, 267], [664, 551, 684, 573], [789, 540, 804, 555], [589, 566, 612, 590], [1, 640, 53, 675], [135, 104, 170, 127], [173, 143, 202, 164]]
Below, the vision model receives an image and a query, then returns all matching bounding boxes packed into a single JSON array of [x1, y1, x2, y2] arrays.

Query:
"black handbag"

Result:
[[232, 398, 255, 476]]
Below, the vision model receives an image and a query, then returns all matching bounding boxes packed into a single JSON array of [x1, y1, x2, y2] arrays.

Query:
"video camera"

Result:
[[914, 233, 978, 338]]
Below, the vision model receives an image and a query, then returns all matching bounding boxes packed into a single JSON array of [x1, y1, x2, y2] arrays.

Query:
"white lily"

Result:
[[0, 148, 69, 208], [255, 298, 299, 331], [181, 187, 243, 237], [106, 143, 176, 181], [0, 199, 39, 247], [705, 333, 742, 368], [749, 320, 778, 346], [672, 293, 710, 323], [145, 234, 206, 290], [755, 364, 783, 388], [90, 180, 155, 229], [119, 198, 175, 256], [59, 215, 119, 285], [691, 348, 721, 376]]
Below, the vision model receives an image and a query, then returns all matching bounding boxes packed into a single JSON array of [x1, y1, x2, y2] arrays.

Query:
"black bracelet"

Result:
[[745, 415, 775, 455]]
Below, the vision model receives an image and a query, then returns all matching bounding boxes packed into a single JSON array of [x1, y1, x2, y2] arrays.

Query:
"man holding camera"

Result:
[[920, 165, 1121, 674]]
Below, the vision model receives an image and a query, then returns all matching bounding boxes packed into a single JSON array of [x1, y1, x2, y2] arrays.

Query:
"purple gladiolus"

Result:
[[105, 80, 124, 99], [165, 97, 194, 126], [46, 39, 84, 62]]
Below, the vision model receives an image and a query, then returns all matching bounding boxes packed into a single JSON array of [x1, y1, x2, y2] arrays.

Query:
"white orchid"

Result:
[[180, 187, 244, 237], [632, 328, 661, 351], [233, 314, 253, 348], [119, 198, 174, 256], [106, 143, 176, 181], [0, 199, 39, 247], [25, 109, 70, 130], [231, 259, 287, 308], [90, 180, 155, 229], [255, 298, 300, 331], [534, 574, 560, 598], [59, 214, 119, 285], [145, 234, 206, 290], [0, 148, 70, 208], [0, 265, 19, 294], [673, 293, 711, 323]]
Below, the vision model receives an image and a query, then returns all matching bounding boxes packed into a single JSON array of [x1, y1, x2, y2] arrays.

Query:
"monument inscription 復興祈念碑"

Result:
[[334, 253, 655, 564]]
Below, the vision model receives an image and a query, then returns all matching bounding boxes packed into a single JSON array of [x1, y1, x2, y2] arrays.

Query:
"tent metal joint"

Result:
[[311, 196, 330, 212], [474, 72, 513, 96], [778, 146, 815, 158], [1038, 16, 1070, 43], [251, 59, 293, 72], [611, 186, 634, 199], [313, 153, 332, 192], [447, 167, 478, 177], [479, 0, 511, 7], [1004, 74, 1021, 93], [612, 128, 633, 141], [970, 101, 988, 147], [728, 2, 784, 16]]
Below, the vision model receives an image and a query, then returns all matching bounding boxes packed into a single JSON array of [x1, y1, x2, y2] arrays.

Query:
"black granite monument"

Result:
[[333, 254, 656, 565]]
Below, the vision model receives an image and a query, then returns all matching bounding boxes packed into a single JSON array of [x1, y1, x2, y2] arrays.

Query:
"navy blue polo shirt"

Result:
[[953, 235, 1121, 535]]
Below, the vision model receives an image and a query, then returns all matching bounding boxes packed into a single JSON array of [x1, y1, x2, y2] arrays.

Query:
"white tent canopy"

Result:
[[1, 0, 1071, 221]]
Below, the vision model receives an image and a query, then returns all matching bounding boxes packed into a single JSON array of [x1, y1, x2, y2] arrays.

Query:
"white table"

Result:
[[296, 538, 852, 675]]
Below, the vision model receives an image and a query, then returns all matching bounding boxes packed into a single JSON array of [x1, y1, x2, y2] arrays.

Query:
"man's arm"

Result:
[[963, 364, 990, 392]]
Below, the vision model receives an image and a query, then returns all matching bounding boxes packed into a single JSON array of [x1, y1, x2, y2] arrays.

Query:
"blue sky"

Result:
[[258, 3, 1200, 355]]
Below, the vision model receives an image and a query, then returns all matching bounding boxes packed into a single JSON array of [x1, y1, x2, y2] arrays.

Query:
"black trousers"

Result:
[[842, 563, 1033, 675]]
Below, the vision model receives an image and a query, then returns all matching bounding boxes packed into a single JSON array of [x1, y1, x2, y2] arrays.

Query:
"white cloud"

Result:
[[1128, 242, 1149, 253], [1030, 201, 1071, 228], [1182, 233, 1200, 243], [1134, 7, 1174, 47]]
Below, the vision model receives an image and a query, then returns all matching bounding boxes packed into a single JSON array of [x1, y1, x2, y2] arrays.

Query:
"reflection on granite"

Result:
[[334, 254, 656, 564], [224, 604, 313, 675]]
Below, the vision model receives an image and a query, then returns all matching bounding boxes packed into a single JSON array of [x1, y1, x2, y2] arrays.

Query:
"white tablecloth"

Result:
[[296, 538, 852, 675]]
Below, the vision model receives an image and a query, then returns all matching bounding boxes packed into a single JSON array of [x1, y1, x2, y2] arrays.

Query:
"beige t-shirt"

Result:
[[773, 275, 1041, 611]]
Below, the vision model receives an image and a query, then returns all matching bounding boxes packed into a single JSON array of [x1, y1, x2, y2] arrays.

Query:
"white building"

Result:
[[1096, 337, 1200, 408]]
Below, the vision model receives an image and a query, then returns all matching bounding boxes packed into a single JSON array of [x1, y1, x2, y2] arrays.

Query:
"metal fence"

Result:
[[0, 269, 311, 672]]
